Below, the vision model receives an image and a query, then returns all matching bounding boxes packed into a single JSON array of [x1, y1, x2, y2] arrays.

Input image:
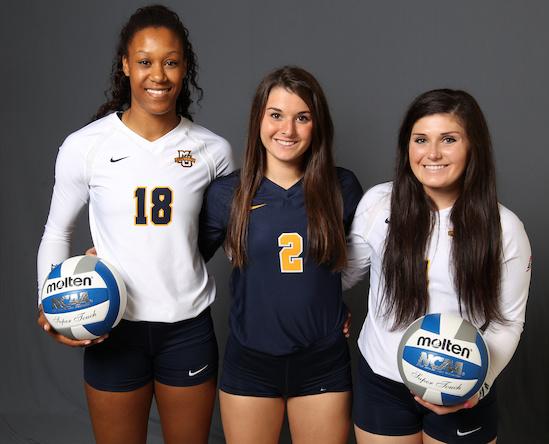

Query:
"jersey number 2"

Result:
[[134, 187, 172, 225], [278, 233, 303, 273]]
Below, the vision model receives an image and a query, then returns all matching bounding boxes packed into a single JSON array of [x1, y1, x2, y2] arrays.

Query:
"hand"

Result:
[[37, 305, 108, 347], [413, 393, 479, 415], [342, 312, 351, 338], [85, 246, 97, 256]]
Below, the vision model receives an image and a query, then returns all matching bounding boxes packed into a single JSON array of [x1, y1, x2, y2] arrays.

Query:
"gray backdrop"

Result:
[[1, 0, 547, 443]]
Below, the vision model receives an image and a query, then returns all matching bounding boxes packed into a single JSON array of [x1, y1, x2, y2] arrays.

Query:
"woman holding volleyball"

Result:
[[344, 89, 531, 443], [199, 66, 363, 443], [37, 5, 233, 443]]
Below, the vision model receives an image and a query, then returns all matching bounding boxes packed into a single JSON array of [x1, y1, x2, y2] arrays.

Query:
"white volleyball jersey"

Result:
[[38, 112, 234, 322], [344, 182, 531, 389]]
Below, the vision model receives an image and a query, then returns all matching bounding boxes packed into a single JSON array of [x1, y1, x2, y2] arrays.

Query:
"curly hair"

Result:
[[93, 4, 202, 121]]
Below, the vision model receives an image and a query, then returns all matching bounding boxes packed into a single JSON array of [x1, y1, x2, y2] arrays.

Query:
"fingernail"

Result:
[[43, 325, 49, 331], [84, 341, 92, 345], [464, 402, 470, 408]]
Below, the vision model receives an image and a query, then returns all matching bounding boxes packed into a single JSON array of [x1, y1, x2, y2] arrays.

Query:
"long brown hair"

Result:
[[226, 66, 347, 270], [383, 89, 504, 330], [93, 4, 202, 121]]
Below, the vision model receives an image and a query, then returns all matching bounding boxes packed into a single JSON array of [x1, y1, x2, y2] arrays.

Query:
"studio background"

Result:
[[1, 1, 547, 443]]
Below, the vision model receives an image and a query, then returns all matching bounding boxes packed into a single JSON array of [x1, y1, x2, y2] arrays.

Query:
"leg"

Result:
[[423, 432, 496, 444], [154, 378, 217, 444], [354, 427, 422, 444], [287, 391, 351, 444], [85, 382, 153, 444], [219, 390, 285, 444]]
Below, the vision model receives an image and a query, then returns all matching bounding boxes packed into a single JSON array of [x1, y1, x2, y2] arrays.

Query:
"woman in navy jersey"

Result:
[[344, 89, 531, 443], [200, 66, 363, 443], [37, 5, 233, 444]]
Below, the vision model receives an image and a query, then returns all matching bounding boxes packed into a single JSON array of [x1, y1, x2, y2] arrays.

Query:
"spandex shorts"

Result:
[[353, 353, 497, 443], [84, 307, 218, 392], [220, 329, 351, 398]]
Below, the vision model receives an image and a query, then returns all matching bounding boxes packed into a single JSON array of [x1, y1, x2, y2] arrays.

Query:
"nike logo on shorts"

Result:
[[188, 364, 209, 377], [110, 156, 129, 163], [457, 426, 482, 436], [250, 203, 267, 210]]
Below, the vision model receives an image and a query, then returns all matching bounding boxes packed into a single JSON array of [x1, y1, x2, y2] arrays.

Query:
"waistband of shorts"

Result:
[[230, 327, 345, 359], [120, 306, 211, 328]]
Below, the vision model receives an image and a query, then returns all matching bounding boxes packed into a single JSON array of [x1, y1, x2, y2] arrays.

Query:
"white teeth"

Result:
[[275, 139, 296, 146], [424, 165, 446, 170], [146, 89, 169, 97]]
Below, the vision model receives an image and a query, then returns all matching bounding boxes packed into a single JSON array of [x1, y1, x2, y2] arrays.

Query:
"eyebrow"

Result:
[[411, 131, 461, 136], [135, 50, 181, 55], [266, 107, 311, 114]]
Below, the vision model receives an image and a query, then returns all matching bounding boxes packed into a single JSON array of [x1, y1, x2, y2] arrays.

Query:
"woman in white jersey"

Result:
[[344, 89, 531, 444], [36, 5, 233, 443]]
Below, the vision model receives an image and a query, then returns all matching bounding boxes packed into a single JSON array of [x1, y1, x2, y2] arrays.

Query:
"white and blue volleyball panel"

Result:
[[40, 255, 127, 340], [397, 313, 489, 406]]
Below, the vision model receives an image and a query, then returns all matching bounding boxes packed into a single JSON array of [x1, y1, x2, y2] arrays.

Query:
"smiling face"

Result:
[[122, 26, 186, 118], [260, 87, 313, 173], [408, 113, 469, 209]]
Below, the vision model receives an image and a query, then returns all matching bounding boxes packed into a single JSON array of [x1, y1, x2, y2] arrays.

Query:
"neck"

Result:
[[425, 188, 459, 210], [264, 161, 304, 190], [122, 108, 180, 142]]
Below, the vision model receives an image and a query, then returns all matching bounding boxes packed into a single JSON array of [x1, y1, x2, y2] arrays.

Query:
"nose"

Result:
[[280, 119, 296, 137], [150, 63, 167, 83], [427, 142, 442, 160]]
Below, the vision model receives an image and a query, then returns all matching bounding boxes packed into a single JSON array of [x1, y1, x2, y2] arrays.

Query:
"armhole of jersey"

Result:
[[85, 143, 99, 185], [362, 193, 390, 242], [194, 137, 216, 182]]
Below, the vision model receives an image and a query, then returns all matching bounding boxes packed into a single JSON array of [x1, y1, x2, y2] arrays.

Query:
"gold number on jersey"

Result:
[[134, 187, 173, 225], [278, 233, 303, 273]]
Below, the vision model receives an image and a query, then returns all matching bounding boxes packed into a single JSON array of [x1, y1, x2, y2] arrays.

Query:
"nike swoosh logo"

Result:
[[250, 203, 267, 210], [385, 217, 390, 224], [110, 156, 129, 163], [457, 426, 482, 437], [188, 364, 208, 377]]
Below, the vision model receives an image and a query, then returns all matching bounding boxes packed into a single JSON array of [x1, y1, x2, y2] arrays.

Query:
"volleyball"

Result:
[[40, 255, 127, 340], [397, 313, 489, 406]]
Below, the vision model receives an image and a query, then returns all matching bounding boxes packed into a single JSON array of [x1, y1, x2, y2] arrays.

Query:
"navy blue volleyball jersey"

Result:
[[199, 167, 363, 355]]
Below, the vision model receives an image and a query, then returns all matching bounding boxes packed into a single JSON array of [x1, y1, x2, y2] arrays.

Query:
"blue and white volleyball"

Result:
[[397, 313, 489, 406], [40, 255, 127, 340]]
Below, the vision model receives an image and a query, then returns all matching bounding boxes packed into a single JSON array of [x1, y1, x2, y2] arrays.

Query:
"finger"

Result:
[[85, 246, 97, 256], [413, 395, 463, 415]]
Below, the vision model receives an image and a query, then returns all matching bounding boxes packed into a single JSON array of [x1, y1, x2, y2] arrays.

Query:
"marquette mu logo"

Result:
[[175, 150, 196, 167]]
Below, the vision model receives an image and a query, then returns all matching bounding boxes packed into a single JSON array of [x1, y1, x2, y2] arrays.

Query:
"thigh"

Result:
[[219, 390, 285, 444], [289, 331, 352, 397], [220, 334, 285, 397], [353, 354, 422, 437], [84, 320, 153, 391], [85, 382, 153, 444], [422, 432, 497, 444], [354, 427, 422, 444], [153, 308, 219, 387], [422, 385, 498, 444], [154, 379, 216, 444], [287, 391, 351, 444]]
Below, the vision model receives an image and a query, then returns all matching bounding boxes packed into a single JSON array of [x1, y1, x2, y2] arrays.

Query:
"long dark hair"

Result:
[[383, 89, 504, 330], [226, 66, 347, 270], [93, 4, 202, 121]]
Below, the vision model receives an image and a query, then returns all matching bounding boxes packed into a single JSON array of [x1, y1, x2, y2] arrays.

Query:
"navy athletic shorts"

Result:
[[220, 329, 352, 398], [84, 307, 218, 392], [353, 353, 497, 443]]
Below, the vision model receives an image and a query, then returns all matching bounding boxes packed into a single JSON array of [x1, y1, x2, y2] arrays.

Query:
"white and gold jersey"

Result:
[[344, 182, 531, 390], [38, 112, 234, 322]]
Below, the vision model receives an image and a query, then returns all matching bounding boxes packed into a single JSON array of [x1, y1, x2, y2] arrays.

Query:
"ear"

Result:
[[122, 56, 130, 77]]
